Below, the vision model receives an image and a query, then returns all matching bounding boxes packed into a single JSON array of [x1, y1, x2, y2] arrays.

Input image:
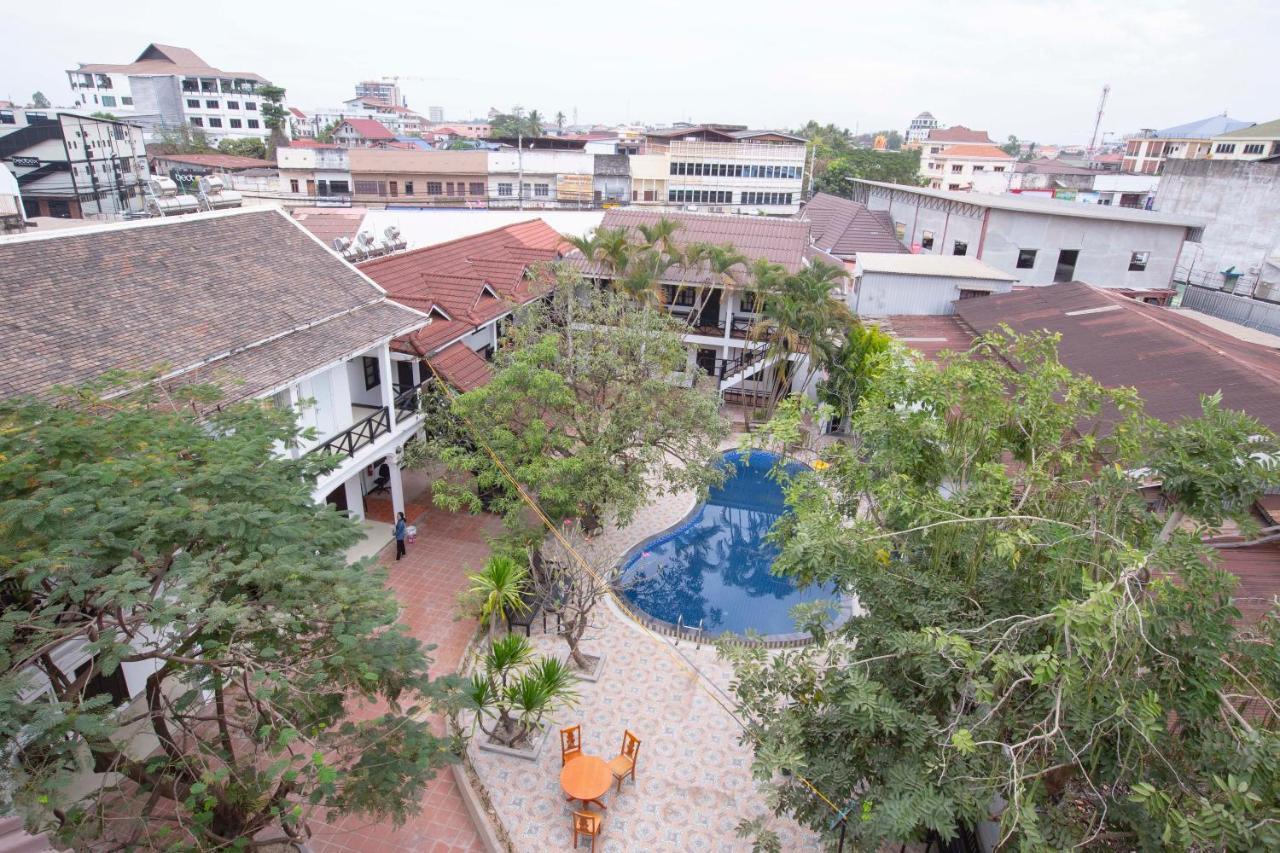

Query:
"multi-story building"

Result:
[[920, 143, 1015, 192], [0, 112, 149, 219], [277, 143, 352, 201], [333, 118, 397, 149], [1121, 114, 1254, 175], [853, 179, 1205, 289], [905, 111, 939, 145], [428, 106, 444, 123], [921, 126, 997, 152], [65, 43, 277, 144], [1208, 118, 1280, 162], [354, 80, 403, 107], [486, 149, 595, 208], [347, 149, 489, 206], [641, 125, 806, 215]]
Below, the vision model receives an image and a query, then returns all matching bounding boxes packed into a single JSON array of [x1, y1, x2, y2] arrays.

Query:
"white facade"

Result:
[[664, 140, 805, 214], [920, 147, 1015, 191], [485, 150, 596, 207], [850, 254, 1017, 315], [305, 105, 423, 137], [905, 111, 939, 145], [68, 71, 273, 144], [277, 146, 351, 199]]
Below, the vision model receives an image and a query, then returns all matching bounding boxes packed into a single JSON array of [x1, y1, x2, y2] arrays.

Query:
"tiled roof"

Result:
[[428, 340, 492, 391], [290, 207, 369, 245], [953, 282, 1280, 435], [340, 118, 396, 140], [148, 151, 275, 170], [936, 144, 1014, 159], [360, 219, 565, 355], [595, 209, 812, 276], [0, 209, 427, 402], [799, 193, 907, 257], [72, 43, 267, 82], [926, 126, 995, 144]]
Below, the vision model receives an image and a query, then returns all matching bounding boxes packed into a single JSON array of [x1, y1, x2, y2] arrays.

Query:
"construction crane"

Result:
[[1088, 84, 1110, 156]]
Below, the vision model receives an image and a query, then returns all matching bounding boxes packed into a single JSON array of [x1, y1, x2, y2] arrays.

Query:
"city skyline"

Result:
[[2, 0, 1277, 144]]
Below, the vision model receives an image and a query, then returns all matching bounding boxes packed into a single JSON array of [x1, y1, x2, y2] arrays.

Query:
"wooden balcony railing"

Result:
[[309, 406, 391, 460]]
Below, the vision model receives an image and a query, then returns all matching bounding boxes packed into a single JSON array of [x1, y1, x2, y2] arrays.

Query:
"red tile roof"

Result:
[[428, 341, 492, 391], [937, 144, 1014, 159], [340, 118, 396, 140], [148, 151, 275, 170], [595, 209, 812, 277], [359, 219, 567, 357], [73, 43, 267, 82], [926, 126, 996, 144], [800, 193, 907, 257]]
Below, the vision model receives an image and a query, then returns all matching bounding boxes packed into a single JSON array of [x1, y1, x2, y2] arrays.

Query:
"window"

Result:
[[534, 183, 549, 197], [353, 180, 383, 195], [951, 164, 963, 173], [953, 240, 968, 256], [521, 183, 531, 197], [187, 99, 200, 108], [389, 181, 398, 196], [362, 357, 381, 390], [246, 102, 257, 110], [426, 181, 442, 194], [206, 99, 219, 109], [1128, 251, 1149, 272], [948, 183, 961, 190], [1243, 143, 1265, 155], [0, 111, 14, 124], [740, 292, 759, 312], [470, 182, 484, 195], [190, 117, 204, 127], [972, 165, 984, 172], [208, 118, 222, 128], [921, 230, 935, 250], [404, 181, 414, 195], [290, 179, 300, 193], [445, 182, 454, 196], [121, 96, 133, 106], [670, 162, 679, 175], [101, 95, 117, 107], [993, 166, 1005, 172], [229, 118, 242, 128], [227, 101, 239, 109], [247, 119, 259, 128], [957, 289, 989, 300], [498, 182, 513, 196], [1016, 249, 1037, 269], [329, 180, 350, 193], [893, 221, 906, 240], [1214, 143, 1236, 154]]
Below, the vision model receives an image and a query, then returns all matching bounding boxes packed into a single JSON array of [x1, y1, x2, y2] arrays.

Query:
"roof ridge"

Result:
[[358, 219, 554, 268]]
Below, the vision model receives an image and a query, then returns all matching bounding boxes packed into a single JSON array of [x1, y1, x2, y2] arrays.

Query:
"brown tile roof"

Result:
[[428, 341, 492, 392], [340, 118, 396, 140], [359, 219, 565, 356], [0, 209, 428, 402], [72, 43, 267, 82], [799, 193, 907, 257], [926, 126, 996, 144], [289, 207, 369, 245], [953, 282, 1280, 434], [936, 144, 1014, 159], [881, 315, 974, 363], [148, 151, 275, 170], [596, 209, 812, 276], [1214, 540, 1280, 625]]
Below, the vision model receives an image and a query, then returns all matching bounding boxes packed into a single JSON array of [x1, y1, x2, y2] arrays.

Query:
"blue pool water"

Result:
[[619, 449, 837, 636]]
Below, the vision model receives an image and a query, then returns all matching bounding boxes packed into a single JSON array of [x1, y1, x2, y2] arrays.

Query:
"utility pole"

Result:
[[516, 128, 524, 211], [806, 140, 817, 199], [1088, 84, 1110, 157]]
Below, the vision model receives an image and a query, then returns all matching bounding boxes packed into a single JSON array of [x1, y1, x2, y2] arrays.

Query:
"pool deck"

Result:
[[467, 437, 825, 851]]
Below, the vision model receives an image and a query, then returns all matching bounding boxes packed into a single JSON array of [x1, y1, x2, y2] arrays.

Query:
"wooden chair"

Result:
[[607, 730, 641, 792], [560, 724, 582, 766], [571, 809, 602, 851]]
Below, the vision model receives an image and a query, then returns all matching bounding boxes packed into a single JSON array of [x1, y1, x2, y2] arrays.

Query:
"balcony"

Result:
[[310, 405, 390, 460]]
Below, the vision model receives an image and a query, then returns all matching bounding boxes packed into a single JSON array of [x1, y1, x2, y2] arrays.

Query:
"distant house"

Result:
[[919, 143, 1016, 192], [333, 118, 397, 149], [1209, 118, 1280, 162], [1122, 114, 1255, 174]]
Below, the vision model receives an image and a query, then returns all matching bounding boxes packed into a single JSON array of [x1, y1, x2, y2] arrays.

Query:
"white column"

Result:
[[343, 477, 365, 522], [388, 452, 406, 521], [377, 345, 396, 429]]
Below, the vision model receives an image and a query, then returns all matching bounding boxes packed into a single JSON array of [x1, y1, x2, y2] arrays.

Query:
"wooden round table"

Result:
[[560, 754, 612, 810]]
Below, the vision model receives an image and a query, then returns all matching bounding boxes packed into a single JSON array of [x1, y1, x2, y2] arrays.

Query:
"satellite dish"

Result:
[[332, 236, 351, 252]]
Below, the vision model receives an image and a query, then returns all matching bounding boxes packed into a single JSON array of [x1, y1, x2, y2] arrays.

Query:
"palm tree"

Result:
[[555, 111, 566, 132], [526, 110, 544, 137], [468, 633, 578, 747], [747, 260, 853, 417], [469, 555, 530, 641]]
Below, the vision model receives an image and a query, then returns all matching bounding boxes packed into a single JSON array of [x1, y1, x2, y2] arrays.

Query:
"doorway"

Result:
[[306, 179, 316, 196], [1054, 249, 1079, 283], [695, 347, 718, 376]]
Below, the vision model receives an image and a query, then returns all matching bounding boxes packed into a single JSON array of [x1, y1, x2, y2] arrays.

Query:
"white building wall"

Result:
[[851, 272, 1013, 315], [665, 140, 805, 214]]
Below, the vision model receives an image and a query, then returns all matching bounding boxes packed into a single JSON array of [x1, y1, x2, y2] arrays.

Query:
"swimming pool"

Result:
[[618, 449, 838, 638]]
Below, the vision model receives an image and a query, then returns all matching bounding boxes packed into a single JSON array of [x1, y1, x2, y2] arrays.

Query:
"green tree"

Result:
[[816, 321, 893, 429], [217, 137, 268, 160], [525, 109, 544, 137], [813, 149, 923, 196], [257, 83, 289, 154], [467, 634, 576, 748], [152, 123, 215, 154], [89, 111, 119, 122], [426, 271, 729, 532], [315, 120, 339, 143], [554, 110, 566, 132], [730, 331, 1280, 850], [30, 91, 50, 108], [0, 383, 460, 849], [1001, 134, 1021, 157]]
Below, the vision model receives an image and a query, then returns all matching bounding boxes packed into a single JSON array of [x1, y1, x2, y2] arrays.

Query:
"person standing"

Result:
[[394, 512, 408, 560]]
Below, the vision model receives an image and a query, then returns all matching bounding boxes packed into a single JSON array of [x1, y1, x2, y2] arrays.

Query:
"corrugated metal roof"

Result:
[[1153, 114, 1254, 139], [857, 253, 1018, 281], [854, 180, 1207, 228], [1218, 117, 1280, 139]]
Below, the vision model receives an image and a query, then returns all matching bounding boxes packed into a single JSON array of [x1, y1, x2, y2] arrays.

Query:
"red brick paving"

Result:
[[309, 505, 505, 853]]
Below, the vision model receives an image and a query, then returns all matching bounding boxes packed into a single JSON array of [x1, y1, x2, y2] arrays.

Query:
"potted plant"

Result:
[[468, 633, 577, 757], [467, 554, 529, 642]]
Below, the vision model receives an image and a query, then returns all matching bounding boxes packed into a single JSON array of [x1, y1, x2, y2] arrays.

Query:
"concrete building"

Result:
[[905, 111, 939, 145], [1155, 158, 1280, 299], [644, 125, 807, 215], [277, 144, 352, 201], [1121, 114, 1254, 175], [853, 180, 1205, 289], [0, 112, 149, 219], [65, 44, 276, 144], [920, 143, 1015, 192], [921, 126, 997, 151], [428, 106, 444, 123], [1208, 118, 1280, 162], [333, 118, 397, 149], [486, 149, 595, 208], [593, 154, 631, 205], [354, 80, 403, 107], [850, 253, 1017, 316], [347, 149, 488, 206]]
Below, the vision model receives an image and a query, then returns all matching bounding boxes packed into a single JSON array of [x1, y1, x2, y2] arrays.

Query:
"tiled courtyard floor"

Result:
[[309, 503, 503, 853]]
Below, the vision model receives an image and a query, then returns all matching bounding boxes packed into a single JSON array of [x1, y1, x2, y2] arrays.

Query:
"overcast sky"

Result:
[[3, 0, 1276, 144]]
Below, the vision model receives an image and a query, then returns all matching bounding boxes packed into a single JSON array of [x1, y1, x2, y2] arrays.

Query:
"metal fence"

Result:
[[1180, 285, 1280, 337]]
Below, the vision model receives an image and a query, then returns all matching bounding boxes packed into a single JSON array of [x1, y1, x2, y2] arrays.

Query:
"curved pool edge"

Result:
[[610, 451, 856, 648]]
